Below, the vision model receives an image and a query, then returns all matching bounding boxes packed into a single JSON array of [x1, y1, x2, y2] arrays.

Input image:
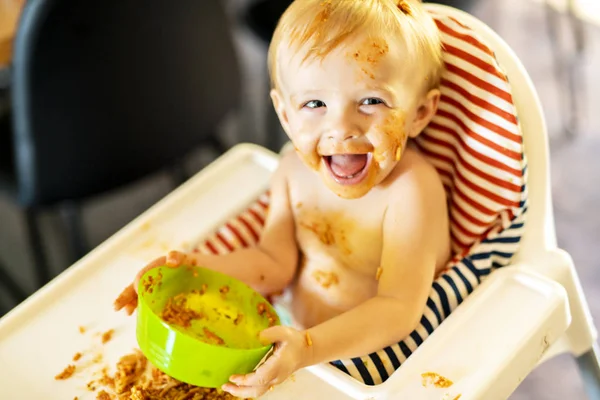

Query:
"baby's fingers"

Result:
[[166, 251, 187, 267], [114, 284, 136, 312], [125, 301, 137, 315], [222, 382, 272, 399]]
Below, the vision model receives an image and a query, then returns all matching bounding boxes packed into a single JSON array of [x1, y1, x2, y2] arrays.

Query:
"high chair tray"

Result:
[[0, 144, 570, 400], [0, 144, 282, 399]]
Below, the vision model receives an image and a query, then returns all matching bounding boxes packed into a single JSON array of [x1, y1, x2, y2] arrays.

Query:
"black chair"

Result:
[[0, 0, 242, 303]]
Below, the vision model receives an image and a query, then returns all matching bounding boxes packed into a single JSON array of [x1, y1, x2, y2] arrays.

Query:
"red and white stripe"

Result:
[[194, 192, 270, 255], [417, 13, 526, 254]]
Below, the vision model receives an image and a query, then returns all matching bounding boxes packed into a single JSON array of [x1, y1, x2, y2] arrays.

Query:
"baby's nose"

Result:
[[326, 114, 362, 142], [327, 130, 358, 141]]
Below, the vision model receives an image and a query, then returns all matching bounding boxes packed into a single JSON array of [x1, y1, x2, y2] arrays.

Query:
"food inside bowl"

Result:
[[136, 266, 280, 388], [142, 266, 279, 350]]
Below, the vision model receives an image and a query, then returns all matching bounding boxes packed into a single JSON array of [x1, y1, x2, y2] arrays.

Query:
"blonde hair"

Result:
[[268, 0, 443, 92]]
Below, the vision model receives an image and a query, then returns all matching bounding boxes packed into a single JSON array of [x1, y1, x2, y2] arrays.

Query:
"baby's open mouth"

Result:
[[323, 153, 371, 184]]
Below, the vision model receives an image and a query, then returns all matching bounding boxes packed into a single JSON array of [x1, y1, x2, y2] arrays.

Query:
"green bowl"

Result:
[[136, 265, 280, 388]]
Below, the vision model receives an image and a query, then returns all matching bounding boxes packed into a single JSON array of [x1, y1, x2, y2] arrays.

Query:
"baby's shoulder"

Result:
[[276, 149, 316, 185], [276, 147, 303, 173], [386, 146, 445, 201]]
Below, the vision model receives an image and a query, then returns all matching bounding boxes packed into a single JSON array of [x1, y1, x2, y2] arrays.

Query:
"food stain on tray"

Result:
[[80, 350, 240, 399], [101, 329, 115, 344], [421, 371, 454, 388], [55, 364, 76, 380]]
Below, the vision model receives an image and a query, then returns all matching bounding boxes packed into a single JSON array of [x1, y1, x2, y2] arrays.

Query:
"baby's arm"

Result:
[[301, 164, 448, 366], [115, 152, 298, 313], [178, 151, 299, 295]]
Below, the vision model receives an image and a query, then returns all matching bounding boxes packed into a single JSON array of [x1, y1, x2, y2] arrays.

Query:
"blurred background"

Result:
[[0, 0, 598, 398]]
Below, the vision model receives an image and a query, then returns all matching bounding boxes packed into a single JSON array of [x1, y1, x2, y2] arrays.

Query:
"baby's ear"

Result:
[[270, 89, 291, 135], [408, 88, 440, 138]]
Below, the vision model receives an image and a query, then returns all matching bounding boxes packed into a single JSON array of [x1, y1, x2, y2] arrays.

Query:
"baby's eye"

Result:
[[304, 100, 326, 109], [361, 98, 385, 106]]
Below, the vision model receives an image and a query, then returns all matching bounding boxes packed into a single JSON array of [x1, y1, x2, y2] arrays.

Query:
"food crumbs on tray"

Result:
[[97, 367, 115, 387], [55, 364, 76, 380], [453, 395, 462, 400], [101, 329, 115, 344], [305, 331, 313, 346], [79, 326, 86, 334], [421, 372, 454, 388], [96, 390, 111, 400], [86, 350, 240, 399], [73, 352, 83, 362], [375, 267, 383, 281], [93, 353, 104, 364]]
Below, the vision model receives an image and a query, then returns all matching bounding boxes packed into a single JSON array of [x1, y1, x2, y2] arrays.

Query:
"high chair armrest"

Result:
[[271, 267, 570, 400], [375, 267, 571, 400]]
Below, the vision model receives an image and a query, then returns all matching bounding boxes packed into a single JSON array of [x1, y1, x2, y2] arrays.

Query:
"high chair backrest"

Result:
[[415, 7, 529, 266], [422, 5, 556, 261]]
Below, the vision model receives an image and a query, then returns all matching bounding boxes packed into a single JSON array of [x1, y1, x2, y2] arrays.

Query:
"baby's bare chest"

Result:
[[289, 190, 385, 274]]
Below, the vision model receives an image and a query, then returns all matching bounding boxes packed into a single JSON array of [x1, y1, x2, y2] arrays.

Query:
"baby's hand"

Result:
[[222, 326, 310, 398], [113, 250, 195, 315]]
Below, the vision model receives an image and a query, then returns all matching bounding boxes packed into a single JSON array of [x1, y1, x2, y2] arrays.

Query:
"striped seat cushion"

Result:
[[193, 8, 528, 386]]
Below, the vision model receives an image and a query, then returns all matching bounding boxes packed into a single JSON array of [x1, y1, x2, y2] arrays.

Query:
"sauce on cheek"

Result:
[[374, 109, 407, 165]]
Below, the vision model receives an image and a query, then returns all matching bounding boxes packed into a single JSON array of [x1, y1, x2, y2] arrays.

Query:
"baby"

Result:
[[115, 0, 450, 397]]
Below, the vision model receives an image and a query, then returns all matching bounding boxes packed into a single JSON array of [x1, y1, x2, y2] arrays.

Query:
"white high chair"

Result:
[[0, 4, 598, 400], [190, 4, 600, 398]]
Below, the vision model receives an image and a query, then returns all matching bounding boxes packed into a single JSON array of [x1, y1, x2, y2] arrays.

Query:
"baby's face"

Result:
[[272, 35, 430, 199]]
